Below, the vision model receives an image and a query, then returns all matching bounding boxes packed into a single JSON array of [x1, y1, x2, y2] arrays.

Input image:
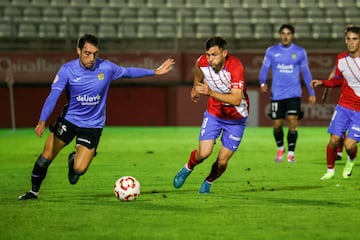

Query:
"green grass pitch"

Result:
[[1, 126, 359, 240]]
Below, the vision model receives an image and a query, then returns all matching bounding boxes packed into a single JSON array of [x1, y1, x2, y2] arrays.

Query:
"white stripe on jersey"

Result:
[[338, 56, 360, 97], [200, 66, 231, 94]]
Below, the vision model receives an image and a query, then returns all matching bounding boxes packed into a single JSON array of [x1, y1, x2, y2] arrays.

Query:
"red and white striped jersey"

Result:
[[322, 51, 360, 111], [197, 54, 249, 119]]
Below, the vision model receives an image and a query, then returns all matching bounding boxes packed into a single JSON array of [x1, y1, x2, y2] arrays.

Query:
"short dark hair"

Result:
[[345, 24, 360, 36], [279, 24, 295, 34], [77, 34, 99, 49], [205, 36, 227, 51]]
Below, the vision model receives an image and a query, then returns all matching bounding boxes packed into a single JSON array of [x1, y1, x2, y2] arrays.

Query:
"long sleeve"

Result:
[[39, 89, 62, 122], [301, 65, 315, 96]]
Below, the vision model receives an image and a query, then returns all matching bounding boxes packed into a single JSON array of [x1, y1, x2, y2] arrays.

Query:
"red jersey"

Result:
[[322, 51, 360, 111], [197, 54, 249, 119]]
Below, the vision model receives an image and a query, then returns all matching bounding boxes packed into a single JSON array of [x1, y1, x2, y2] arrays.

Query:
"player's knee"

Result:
[[344, 139, 357, 152], [198, 151, 211, 161]]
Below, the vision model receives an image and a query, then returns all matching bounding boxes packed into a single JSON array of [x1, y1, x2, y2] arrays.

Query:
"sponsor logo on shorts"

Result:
[[351, 125, 360, 132], [78, 138, 91, 145], [57, 125, 67, 136], [229, 134, 241, 141]]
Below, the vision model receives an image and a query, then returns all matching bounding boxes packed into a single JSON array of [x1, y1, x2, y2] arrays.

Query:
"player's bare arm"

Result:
[[155, 59, 175, 75], [191, 63, 203, 103], [321, 68, 335, 103], [196, 82, 243, 106]]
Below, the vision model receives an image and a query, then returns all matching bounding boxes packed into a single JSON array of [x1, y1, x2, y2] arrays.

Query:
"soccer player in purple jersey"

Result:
[[18, 34, 175, 200], [259, 24, 316, 163]]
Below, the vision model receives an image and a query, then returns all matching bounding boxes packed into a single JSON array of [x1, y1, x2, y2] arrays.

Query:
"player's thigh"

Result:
[[286, 115, 298, 130], [42, 133, 67, 160], [198, 139, 216, 159], [217, 146, 235, 164], [199, 111, 222, 142], [73, 128, 103, 170], [74, 145, 96, 171]]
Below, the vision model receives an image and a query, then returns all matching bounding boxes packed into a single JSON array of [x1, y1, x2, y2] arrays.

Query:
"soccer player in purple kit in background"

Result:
[[259, 24, 316, 163], [18, 34, 175, 200]]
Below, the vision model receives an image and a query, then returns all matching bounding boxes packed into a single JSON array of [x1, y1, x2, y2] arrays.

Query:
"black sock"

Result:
[[273, 128, 284, 147], [31, 155, 52, 192], [287, 130, 298, 152]]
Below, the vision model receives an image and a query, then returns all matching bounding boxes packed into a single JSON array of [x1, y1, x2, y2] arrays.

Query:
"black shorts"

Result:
[[269, 97, 303, 120], [49, 117, 103, 149]]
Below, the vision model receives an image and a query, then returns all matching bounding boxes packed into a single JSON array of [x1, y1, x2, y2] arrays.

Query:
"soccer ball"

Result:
[[114, 176, 140, 202]]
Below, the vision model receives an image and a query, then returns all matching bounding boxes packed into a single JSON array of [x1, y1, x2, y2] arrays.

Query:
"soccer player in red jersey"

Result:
[[322, 68, 345, 161], [311, 24, 360, 180], [173, 36, 249, 193]]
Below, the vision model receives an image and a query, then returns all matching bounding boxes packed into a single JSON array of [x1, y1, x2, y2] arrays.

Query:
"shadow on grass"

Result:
[[247, 194, 349, 207], [240, 185, 324, 193]]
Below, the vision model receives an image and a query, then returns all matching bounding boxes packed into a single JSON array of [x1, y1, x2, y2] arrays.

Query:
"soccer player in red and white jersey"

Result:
[[322, 68, 346, 161], [173, 36, 249, 193], [311, 24, 360, 180]]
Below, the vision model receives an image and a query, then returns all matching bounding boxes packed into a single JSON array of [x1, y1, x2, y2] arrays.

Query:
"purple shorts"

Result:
[[199, 111, 248, 151], [328, 105, 360, 142]]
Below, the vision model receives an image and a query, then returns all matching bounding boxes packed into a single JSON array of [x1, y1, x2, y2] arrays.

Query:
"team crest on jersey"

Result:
[[291, 54, 297, 59], [97, 73, 104, 80]]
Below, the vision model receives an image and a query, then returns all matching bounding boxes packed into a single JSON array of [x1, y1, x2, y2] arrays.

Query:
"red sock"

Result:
[[326, 144, 337, 169], [186, 149, 198, 170]]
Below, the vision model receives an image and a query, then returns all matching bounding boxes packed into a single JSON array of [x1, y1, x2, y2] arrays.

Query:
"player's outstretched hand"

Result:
[[155, 59, 175, 75], [310, 79, 323, 88]]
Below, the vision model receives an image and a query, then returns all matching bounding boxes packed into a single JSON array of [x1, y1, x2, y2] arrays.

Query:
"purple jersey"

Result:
[[259, 43, 314, 100], [39, 58, 154, 128]]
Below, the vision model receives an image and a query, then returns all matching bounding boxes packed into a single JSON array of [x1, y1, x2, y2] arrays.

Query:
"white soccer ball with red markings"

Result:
[[114, 176, 140, 201]]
